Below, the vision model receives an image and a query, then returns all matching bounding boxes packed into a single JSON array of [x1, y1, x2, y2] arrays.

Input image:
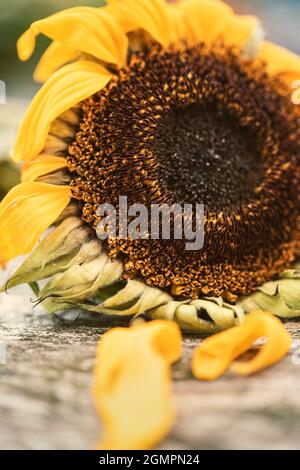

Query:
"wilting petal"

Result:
[[4, 217, 91, 289], [41, 278, 172, 316], [11, 60, 112, 162], [240, 268, 300, 318], [98, 280, 172, 316], [17, 7, 128, 66], [192, 311, 291, 380], [40, 254, 123, 303], [149, 297, 244, 334], [108, 0, 177, 47], [93, 320, 182, 450], [22, 156, 67, 182], [258, 41, 300, 85], [34, 41, 79, 83], [0, 183, 71, 262]]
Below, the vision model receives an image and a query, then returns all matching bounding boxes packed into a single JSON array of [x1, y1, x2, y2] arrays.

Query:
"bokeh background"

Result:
[[1, 0, 300, 198]]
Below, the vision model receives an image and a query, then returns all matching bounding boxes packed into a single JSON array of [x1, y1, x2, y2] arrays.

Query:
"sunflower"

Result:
[[1, 0, 300, 333]]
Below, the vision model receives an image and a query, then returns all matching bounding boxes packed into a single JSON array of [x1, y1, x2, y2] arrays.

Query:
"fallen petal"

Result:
[[93, 320, 182, 450]]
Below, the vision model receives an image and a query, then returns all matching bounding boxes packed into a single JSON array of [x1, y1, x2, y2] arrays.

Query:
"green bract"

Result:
[[2, 217, 299, 332]]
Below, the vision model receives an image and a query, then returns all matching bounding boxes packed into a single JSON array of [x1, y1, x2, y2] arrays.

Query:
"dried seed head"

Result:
[[67, 44, 300, 298]]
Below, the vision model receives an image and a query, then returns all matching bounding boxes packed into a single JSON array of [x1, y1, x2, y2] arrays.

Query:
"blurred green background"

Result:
[[0, 0, 300, 198]]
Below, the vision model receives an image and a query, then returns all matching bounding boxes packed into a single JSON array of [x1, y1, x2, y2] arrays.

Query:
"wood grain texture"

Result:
[[1, 287, 300, 450]]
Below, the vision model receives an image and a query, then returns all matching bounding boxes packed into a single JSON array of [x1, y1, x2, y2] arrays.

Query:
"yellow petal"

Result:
[[0, 183, 71, 262], [192, 323, 253, 381], [11, 60, 112, 162], [108, 0, 176, 47], [17, 6, 128, 66], [232, 312, 292, 376], [178, 0, 233, 45], [93, 320, 182, 450], [22, 156, 67, 182], [166, 3, 187, 43], [258, 41, 300, 85], [223, 14, 262, 51], [192, 311, 291, 381], [33, 41, 79, 83]]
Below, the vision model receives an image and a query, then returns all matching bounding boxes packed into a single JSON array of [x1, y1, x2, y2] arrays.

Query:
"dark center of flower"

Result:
[[154, 104, 262, 210]]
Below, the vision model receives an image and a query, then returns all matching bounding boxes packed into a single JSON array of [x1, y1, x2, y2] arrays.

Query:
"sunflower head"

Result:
[[1, 0, 299, 332]]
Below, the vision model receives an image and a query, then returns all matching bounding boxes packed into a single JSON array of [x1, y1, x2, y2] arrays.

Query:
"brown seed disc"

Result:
[[67, 44, 300, 298]]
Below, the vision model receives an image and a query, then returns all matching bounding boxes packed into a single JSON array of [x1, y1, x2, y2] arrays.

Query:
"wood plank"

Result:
[[1, 289, 300, 450]]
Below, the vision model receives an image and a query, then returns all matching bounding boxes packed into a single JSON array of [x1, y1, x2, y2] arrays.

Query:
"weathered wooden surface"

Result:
[[1, 280, 300, 450]]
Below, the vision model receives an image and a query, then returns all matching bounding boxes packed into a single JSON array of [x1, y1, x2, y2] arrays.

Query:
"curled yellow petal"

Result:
[[17, 6, 128, 66], [258, 41, 300, 85], [33, 41, 79, 83], [93, 320, 182, 450], [0, 183, 71, 262], [192, 323, 252, 381], [11, 60, 112, 162], [108, 0, 176, 47], [192, 311, 291, 381], [232, 312, 292, 376], [22, 156, 67, 182]]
